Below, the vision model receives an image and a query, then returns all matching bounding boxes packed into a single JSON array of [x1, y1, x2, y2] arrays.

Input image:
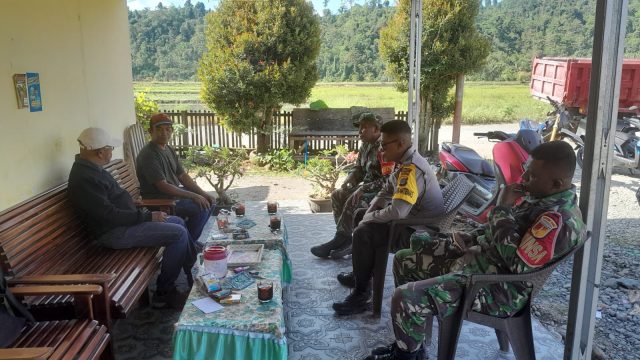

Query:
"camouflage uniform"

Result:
[[331, 138, 385, 238], [391, 186, 586, 352]]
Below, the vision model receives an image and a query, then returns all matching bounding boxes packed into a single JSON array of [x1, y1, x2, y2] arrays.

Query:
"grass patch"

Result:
[[134, 81, 551, 124]]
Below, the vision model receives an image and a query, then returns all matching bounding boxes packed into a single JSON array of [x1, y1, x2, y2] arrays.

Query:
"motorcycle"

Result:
[[564, 110, 640, 173], [532, 98, 640, 174], [437, 127, 542, 224]]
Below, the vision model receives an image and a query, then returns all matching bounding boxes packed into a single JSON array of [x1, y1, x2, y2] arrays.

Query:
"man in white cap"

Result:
[[67, 127, 195, 309]]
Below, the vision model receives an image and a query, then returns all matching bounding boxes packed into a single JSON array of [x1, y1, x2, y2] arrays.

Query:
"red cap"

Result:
[[149, 113, 173, 129]]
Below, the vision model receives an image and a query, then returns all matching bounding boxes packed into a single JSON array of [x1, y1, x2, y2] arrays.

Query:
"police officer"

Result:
[[365, 141, 587, 360], [332, 120, 444, 316], [311, 112, 388, 259]]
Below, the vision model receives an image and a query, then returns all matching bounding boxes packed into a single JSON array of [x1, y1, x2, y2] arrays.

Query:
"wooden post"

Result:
[[180, 111, 189, 148], [452, 73, 465, 144]]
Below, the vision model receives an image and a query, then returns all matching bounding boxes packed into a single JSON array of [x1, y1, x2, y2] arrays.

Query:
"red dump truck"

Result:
[[530, 57, 640, 115]]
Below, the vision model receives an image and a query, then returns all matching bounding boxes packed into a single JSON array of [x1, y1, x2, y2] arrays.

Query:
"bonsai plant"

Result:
[[183, 146, 248, 207], [303, 145, 357, 212]]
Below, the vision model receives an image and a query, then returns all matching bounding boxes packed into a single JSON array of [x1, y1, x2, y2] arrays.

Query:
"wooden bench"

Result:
[[1, 283, 112, 360], [0, 159, 173, 329]]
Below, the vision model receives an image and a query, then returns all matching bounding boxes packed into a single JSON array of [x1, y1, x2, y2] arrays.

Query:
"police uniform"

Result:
[[390, 186, 586, 352], [348, 146, 444, 296]]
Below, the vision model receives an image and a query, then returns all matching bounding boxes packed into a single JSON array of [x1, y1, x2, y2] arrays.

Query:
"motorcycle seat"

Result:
[[444, 143, 495, 177]]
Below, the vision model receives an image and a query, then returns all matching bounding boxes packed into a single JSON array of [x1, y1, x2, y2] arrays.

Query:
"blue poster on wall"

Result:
[[26, 72, 42, 112]]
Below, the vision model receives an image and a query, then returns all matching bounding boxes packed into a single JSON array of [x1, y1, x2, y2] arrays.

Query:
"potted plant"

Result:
[[303, 145, 357, 213], [183, 146, 248, 212]]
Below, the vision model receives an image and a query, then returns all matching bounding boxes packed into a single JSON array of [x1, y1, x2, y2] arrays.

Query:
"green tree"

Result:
[[199, 0, 321, 153], [380, 0, 490, 153]]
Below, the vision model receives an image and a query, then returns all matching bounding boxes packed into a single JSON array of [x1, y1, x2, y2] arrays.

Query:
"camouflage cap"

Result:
[[353, 112, 383, 128]]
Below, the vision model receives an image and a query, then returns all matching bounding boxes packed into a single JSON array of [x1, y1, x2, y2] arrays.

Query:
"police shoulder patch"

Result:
[[392, 164, 418, 204], [516, 211, 562, 268]]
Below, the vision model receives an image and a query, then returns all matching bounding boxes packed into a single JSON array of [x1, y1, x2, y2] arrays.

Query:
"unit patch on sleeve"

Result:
[[516, 211, 562, 268], [392, 164, 418, 204]]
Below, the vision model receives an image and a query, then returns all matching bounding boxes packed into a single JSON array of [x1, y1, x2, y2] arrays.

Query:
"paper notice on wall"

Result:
[[26, 72, 42, 112]]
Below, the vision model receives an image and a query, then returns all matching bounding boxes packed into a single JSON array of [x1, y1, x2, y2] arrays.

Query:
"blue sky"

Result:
[[126, 0, 367, 14]]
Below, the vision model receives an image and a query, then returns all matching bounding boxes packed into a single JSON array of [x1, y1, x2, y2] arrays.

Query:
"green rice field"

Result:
[[133, 81, 551, 124]]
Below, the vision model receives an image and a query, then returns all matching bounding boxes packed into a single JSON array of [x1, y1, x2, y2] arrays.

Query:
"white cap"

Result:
[[77, 127, 121, 150]]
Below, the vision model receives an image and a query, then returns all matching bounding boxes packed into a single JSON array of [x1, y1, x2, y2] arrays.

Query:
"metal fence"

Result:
[[162, 110, 407, 151]]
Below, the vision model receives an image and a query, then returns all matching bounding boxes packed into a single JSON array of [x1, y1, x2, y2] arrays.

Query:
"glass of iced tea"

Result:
[[266, 201, 278, 215], [232, 203, 245, 217], [257, 280, 273, 303], [269, 215, 281, 232]]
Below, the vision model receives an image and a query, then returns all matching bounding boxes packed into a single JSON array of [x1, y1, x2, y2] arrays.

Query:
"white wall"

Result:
[[0, 0, 135, 210]]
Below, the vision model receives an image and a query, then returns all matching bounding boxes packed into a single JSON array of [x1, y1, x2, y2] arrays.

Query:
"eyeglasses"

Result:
[[380, 139, 399, 150]]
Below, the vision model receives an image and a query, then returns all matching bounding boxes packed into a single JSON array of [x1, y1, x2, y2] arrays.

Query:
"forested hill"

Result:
[[128, 0, 640, 82]]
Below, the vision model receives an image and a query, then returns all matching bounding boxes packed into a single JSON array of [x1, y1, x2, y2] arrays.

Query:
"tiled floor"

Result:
[[283, 211, 564, 360], [113, 200, 564, 359]]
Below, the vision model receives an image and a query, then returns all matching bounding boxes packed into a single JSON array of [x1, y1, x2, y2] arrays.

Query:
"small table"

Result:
[[205, 213, 292, 284], [173, 249, 286, 360]]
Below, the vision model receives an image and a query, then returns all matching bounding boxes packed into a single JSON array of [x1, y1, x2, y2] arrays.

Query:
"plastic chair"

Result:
[[371, 174, 476, 316], [425, 234, 589, 360]]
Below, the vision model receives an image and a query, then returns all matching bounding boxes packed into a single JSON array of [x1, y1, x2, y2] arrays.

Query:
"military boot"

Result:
[[310, 232, 348, 258], [332, 288, 371, 316], [336, 271, 355, 288], [364, 343, 424, 360], [329, 237, 352, 259]]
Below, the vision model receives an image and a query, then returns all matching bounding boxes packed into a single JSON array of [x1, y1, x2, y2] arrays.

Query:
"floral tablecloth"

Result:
[[173, 249, 286, 360], [204, 213, 292, 284]]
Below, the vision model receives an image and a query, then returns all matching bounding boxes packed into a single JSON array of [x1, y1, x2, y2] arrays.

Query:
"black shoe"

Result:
[[311, 235, 347, 258], [337, 272, 355, 288], [332, 289, 371, 316], [371, 343, 396, 356], [363, 344, 424, 360], [329, 242, 352, 259]]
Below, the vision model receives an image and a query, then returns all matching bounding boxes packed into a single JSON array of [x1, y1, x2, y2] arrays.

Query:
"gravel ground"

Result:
[[196, 123, 640, 359]]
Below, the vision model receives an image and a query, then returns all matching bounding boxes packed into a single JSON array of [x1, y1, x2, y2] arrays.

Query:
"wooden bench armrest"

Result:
[[8, 274, 115, 286], [136, 199, 176, 207], [10, 284, 103, 297], [0, 348, 53, 360]]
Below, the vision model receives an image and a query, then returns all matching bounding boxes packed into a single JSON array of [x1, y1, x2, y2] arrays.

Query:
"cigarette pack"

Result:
[[198, 273, 221, 293], [219, 293, 241, 304]]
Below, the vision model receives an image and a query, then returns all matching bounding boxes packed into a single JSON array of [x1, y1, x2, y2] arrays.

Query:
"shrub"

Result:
[[183, 146, 248, 205], [134, 92, 159, 129], [303, 145, 357, 199], [260, 149, 298, 172]]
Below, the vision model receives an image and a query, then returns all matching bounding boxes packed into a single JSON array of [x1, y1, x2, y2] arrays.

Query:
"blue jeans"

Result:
[[175, 199, 213, 243], [98, 216, 193, 293]]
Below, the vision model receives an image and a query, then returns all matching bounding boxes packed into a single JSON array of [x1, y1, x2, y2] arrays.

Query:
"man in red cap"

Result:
[[136, 114, 216, 246]]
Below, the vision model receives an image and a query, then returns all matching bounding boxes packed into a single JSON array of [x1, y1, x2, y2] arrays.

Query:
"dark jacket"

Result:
[[67, 156, 151, 239]]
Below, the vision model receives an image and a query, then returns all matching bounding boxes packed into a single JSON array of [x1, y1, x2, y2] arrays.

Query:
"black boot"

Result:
[[310, 233, 347, 258], [332, 289, 371, 316], [363, 343, 424, 360], [329, 238, 352, 259], [336, 272, 355, 288]]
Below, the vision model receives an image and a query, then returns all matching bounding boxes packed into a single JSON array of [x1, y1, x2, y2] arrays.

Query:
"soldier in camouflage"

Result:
[[364, 141, 587, 360], [311, 112, 390, 259]]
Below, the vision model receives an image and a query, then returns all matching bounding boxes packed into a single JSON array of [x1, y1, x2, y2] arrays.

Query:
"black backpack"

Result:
[[0, 266, 35, 348]]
